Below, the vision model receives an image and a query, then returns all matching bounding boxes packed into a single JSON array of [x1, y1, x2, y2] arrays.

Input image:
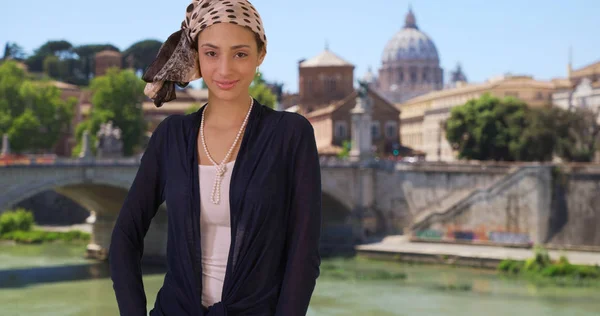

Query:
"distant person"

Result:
[[108, 1, 322, 315]]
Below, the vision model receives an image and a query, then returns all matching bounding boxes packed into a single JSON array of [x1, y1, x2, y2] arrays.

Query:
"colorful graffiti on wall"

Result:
[[412, 225, 532, 246]]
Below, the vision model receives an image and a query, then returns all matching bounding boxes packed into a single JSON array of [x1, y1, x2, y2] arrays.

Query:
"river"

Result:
[[0, 242, 599, 316]]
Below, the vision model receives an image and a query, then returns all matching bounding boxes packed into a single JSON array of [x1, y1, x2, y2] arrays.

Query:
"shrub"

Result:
[[0, 208, 35, 234]]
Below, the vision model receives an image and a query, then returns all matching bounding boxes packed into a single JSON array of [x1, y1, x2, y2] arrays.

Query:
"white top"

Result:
[[199, 160, 235, 308]]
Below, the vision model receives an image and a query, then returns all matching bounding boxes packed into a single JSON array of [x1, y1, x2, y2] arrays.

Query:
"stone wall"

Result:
[[372, 162, 510, 234], [374, 162, 600, 247], [547, 166, 600, 247]]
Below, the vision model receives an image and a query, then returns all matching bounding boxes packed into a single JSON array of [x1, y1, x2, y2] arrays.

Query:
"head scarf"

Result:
[[142, 0, 267, 107]]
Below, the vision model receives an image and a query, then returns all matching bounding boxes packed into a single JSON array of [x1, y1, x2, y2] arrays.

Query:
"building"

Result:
[[142, 88, 209, 132], [296, 49, 401, 157], [298, 47, 355, 113], [94, 50, 122, 77], [372, 7, 445, 104], [553, 59, 600, 116], [398, 74, 556, 161]]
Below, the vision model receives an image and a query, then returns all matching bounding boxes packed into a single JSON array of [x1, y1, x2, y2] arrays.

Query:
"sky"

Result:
[[1, 0, 599, 94]]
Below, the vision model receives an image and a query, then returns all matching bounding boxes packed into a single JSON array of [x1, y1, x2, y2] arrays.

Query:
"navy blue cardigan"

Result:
[[109, 99, 322, 315]]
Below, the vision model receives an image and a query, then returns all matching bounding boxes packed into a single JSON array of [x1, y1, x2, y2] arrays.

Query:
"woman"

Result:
[[108, 1, 322, 315]]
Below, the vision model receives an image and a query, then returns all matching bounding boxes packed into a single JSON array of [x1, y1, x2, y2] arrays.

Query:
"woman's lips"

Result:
[[214, 80, 239, 90]]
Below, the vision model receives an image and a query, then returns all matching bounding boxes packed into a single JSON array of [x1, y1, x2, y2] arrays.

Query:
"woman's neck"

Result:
[[203, 94, 252, 129]]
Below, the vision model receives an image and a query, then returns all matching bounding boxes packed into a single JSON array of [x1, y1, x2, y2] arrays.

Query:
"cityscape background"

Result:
[[2, 0, 600, 93], [1, 1, 600, 315]]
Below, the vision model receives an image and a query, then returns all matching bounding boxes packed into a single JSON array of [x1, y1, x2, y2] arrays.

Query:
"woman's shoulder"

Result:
[[264, 107, 314, 140]]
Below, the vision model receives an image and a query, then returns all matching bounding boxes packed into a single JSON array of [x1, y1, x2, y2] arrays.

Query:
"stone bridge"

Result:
[[3, 156, 600, 260], [0, 156, 377, 259]]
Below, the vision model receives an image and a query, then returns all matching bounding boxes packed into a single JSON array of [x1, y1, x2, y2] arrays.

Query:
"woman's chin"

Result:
[[208, 87, 249, 101]]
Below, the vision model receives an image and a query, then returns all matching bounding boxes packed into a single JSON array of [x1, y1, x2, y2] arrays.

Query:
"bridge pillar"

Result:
[[86, 213, 116, 260]]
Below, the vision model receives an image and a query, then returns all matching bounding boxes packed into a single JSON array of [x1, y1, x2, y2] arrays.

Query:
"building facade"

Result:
[[398, 75, 556, 161], [553, 60, 600, 116]]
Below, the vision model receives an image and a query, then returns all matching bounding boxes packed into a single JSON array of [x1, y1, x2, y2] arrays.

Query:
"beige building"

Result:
[[553, 60, 600, 114], [398, 74, 556, 161]]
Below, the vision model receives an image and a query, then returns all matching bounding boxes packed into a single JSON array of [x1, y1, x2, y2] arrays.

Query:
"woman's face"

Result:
[[197, 23, 265, 102]]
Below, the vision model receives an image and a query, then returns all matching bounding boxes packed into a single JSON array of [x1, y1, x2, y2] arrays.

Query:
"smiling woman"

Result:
[[110, 1, 322, 316], [197, 22, 265, 102]]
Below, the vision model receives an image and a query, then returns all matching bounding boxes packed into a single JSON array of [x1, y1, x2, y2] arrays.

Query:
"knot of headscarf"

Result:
[[142, 0, 267, 107]]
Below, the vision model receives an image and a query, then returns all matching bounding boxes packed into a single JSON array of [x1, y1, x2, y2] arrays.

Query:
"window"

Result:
[[422, 66, 429, 82], [325, 77, 336, 93], [536, 92, 544, 100], [385, 121, 397, 139], [335, 121, 347, 139], [398, 69, 404, 82], [306, 78, 313, 94], [410, 66, 418, 83], [371, 121, 380, 139]]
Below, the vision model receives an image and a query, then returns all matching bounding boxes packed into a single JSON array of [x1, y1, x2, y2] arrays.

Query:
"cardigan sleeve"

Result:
[[109, 117, 168, 316], [275, 116, 322, 316]]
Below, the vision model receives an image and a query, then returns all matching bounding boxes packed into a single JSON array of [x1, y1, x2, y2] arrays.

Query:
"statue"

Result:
[[96, 121, 123, 158], [357, 79, 369, 99]]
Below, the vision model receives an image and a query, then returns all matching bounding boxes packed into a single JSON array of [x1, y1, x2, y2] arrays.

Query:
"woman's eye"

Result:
[[205, 51, 216, 57], [236, 52, 248, 58]]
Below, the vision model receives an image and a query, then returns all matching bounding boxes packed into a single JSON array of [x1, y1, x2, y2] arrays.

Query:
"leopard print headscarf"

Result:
[[142, 0, 267, 107]]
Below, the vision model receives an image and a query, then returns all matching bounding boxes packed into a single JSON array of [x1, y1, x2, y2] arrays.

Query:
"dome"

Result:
[[381, 8, 439, 63]]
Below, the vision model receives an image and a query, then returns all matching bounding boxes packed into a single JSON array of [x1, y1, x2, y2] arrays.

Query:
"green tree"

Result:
[[446, 93, 531, 161], [2, 42, 27, 61], [248, 71, 276, 109], [0, 60, 74, 154], [43, 55, 69, 81], [72, 44, 120, 84], [25, 40, 74, 74], [186, 103, 201, 115], [72, 67, 146, 157], [122, 40, 163, 74], [554, 107, 600, 162], [513, 106, 558, 162]]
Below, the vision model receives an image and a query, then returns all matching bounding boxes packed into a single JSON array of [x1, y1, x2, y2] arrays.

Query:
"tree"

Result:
[[72, 68, 146, 157], [43, 55, 69, 81], [23, 40, 110, 85], [248, 71, 276, 109], [0, 60, 74, 154], [513, 107, 559, 162], [186, 103, 201, 115], [25, 40, 74, 73], [122, 40, 163, 75], [446, 93, 530, 161], [554, 107, 600, 162], [2, 42, 27, 61], [72, 44, 120, 84]]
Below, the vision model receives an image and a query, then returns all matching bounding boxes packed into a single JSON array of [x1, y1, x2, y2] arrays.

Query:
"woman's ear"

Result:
[[257, 48, 266, 67]]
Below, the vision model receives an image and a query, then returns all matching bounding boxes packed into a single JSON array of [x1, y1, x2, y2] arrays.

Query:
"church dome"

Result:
[[381, 8, 439, 63]]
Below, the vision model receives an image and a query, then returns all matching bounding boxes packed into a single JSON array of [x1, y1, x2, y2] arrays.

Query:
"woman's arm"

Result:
[[275, 116, 322, 316], [109, 117, 169, 316]]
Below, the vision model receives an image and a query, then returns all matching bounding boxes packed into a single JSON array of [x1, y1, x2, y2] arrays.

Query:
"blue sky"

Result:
[[1, 0, 598, 93]]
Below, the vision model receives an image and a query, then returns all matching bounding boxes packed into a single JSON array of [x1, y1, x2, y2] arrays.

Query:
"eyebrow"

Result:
[[200, 43, 251, 49]]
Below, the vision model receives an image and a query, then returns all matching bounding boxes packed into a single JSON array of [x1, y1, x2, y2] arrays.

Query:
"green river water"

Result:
[[0, 242, 599, 316]]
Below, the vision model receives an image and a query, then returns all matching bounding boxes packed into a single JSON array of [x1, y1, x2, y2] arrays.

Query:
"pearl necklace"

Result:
[[200, 96, 253, 204]]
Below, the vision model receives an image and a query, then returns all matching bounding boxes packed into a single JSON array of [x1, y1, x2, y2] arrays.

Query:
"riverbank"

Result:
[[355, 235, 600, 268], [3, 243, 600, 316]]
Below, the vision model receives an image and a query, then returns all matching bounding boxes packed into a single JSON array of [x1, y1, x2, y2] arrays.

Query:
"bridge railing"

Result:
[[0, 154, 142, 167]]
